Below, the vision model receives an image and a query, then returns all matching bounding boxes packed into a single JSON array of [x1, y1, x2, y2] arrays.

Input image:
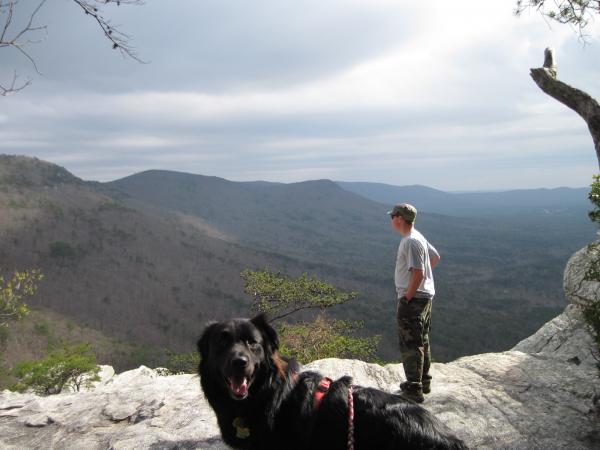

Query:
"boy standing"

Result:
[[389, 203, 440, 403]]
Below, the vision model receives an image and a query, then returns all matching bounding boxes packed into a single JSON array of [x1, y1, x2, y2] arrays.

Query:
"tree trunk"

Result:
[[530, 67, 600, 169]]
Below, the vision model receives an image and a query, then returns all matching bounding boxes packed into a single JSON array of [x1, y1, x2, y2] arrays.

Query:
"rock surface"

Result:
[[1, 306, 598, 450], [1, 366, 227, 450], [1, 244, 599, 449], [564, 238, 600, 307], [513, 304, 597, 369]]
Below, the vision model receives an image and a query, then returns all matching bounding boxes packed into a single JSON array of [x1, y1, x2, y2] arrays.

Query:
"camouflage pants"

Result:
[[396, 296, 432, 389]]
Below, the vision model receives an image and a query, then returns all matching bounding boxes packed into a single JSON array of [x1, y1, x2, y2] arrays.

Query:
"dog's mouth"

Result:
[[226, 375, 251, 400]]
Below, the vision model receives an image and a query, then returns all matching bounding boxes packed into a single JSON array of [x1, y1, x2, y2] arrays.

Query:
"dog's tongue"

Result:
[[229, 377, 249, 397]]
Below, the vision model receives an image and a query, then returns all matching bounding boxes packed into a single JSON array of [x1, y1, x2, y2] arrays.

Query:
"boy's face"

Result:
[[391, 215, 409, 236]]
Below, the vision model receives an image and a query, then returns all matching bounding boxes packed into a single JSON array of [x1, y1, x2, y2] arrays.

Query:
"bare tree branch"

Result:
[[72, 0, 146, 63], [0, 0, 144, 95], [515, 0, 600, 41], [530, 49, 600, 168], [0, 70, 30, 96], [0, 0, 46, 95]]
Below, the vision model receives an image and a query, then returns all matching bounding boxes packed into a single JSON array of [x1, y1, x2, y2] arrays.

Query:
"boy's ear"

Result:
[[251, 313, 279, 352], [196, 321, 218, 360]]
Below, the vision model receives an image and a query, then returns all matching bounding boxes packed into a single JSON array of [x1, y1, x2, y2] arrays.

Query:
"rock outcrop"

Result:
[[1, 244, 599, 449], [564, 238, 600, 307], [1, 366, 227, 450]]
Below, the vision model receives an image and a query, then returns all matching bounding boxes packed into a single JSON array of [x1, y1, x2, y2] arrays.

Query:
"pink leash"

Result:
[[347, 386, 355, 450]]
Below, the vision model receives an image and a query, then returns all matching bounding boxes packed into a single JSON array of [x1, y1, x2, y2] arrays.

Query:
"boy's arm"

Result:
[[405, 268, 424, 301], [428, 242, 441, 269]]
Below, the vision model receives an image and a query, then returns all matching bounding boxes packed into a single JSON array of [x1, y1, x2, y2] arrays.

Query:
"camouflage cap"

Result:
[[387, 203, 417, 223]]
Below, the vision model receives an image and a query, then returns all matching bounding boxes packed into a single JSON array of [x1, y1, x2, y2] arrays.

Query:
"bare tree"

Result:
[[515, 1, 600, 40], [72, 0, 145, 62], [0, 0, 47, 95], [517, 2, 600, 168], [0, 0, 144, 96], [529, 48, 600, 169]]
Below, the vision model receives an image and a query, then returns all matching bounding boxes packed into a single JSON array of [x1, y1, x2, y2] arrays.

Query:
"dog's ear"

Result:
[[197, 321, 218, 360], [251, 313, 279, 352]]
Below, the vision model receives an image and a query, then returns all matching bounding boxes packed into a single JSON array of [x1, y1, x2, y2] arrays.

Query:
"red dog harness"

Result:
[[313, 377, 355, 450]]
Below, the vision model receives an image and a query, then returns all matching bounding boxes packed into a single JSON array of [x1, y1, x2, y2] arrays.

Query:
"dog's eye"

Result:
[[246, 340, 260, 349]]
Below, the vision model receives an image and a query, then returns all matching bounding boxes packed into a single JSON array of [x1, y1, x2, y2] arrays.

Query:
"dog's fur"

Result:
[[197, 315, 468, 450]]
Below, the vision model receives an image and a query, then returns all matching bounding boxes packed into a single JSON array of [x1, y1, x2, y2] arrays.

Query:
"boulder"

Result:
[[564, 238, 600, 307], [513, 304, 597, 369]]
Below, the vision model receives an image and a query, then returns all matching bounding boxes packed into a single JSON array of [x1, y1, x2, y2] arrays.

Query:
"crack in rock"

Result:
[[0, 405, 24, 411]]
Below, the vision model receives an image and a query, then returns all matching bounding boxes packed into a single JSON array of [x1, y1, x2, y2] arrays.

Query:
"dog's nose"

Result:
[[232, 356, 249, 369]]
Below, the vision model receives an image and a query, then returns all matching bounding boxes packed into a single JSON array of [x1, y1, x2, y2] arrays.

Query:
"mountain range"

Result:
[[0, 155, 597, 373], [338, 181, 590, 217]]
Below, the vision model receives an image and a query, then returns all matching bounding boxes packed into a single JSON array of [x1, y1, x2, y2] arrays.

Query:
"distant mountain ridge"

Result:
[[107, 170, 395, 272], [337, 181, 590, 217], [0, 155, 83, 187]]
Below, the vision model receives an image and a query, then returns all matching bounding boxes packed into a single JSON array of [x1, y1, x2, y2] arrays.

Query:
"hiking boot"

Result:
[[399, 380, 431, 394], [399, 381, 425, 403]]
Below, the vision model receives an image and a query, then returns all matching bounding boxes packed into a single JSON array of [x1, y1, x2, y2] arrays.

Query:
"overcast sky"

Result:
[[1, 0, 599, 190]]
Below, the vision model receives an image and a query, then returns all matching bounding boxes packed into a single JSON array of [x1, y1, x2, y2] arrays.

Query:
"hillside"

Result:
[[0, 156, 333, 368], [1, 155, 597, 371], [106, 167, 598, 360], [107, 170, 393, 271], [0, 307, 144, 387]]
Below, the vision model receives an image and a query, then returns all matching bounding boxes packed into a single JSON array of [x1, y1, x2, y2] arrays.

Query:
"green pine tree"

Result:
[[11, 343, 100, 395], [241, 269, 380, 363]]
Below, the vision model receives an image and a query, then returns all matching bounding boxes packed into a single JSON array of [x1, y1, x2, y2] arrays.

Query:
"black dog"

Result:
[[197, 315, 468, 450]]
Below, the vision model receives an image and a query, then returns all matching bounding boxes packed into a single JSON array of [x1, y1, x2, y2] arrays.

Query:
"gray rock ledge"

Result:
[[1, 306, 598, 450]]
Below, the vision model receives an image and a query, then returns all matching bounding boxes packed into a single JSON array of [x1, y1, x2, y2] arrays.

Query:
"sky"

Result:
[[0, 0, 599, 191]]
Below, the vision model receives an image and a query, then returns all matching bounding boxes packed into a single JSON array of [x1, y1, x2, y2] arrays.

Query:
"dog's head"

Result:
[[197, 314, 279, 401]]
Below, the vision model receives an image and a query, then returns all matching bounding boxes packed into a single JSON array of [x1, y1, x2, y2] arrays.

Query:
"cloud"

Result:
[[0, 0, 598, 190], [3, 0, 420, 92]]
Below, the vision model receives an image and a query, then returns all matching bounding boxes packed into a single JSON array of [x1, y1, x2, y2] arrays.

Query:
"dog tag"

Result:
[[233, 417, 250, 439]]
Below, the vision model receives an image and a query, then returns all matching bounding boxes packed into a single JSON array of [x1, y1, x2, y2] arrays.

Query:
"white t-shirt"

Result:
[[394, 228, 439, 299]]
